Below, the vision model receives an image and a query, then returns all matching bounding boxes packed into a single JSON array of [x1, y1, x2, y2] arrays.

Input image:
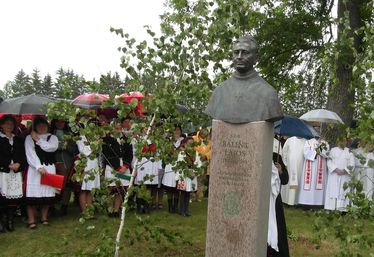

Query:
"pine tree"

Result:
[[99, 71, 125, 94], [11, 69, 32, 97], [42, 74, 54, 97], [31, 68, 43, 95], [2, 81, 13, 98], [54, 68, 87, 99]]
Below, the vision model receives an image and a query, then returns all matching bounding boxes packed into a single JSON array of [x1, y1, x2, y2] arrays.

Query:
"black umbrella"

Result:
[[274, 115, 319, 162], [274, 115, 319, 139], [0, 94, 56, 117]]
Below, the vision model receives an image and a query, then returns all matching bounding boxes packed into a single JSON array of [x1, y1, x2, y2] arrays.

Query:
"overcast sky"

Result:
[[0, 0, 165, 88]]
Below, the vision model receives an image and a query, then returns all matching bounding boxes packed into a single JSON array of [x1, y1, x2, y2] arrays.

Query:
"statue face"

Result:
[[232, 42, 257, 73]]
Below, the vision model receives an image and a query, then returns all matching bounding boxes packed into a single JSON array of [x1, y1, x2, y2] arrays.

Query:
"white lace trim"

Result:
[[0, 171, 23, 198]]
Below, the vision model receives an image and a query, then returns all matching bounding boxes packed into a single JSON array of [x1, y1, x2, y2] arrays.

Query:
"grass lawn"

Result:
[[0, 199, 372, 257]]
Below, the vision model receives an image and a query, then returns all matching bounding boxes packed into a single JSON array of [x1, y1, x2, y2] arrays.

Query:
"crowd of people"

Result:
[[279, 125, 373, 211], [268, 128, 373, 257], [0, 112, 372, 257], [0, 114, 211, 232]]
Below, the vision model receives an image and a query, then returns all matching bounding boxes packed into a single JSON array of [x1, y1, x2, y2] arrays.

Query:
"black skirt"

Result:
[[25, 196, 56, 206], [0, 195, 24, 206]]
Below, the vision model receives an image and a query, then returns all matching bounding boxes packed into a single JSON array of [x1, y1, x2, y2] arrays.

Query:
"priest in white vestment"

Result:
[[281, 137, 306, 205], [298, 137, 329, 206], [325, 143, 355, 211], [353, 145, 374, 200]]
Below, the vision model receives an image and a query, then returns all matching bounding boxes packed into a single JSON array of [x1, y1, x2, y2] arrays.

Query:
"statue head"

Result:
[[232, 35, 258, 74]]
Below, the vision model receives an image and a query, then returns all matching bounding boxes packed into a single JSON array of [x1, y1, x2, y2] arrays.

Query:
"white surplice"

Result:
[[25, 133, 59, 198], [281, 137, 306, 205], [298, 138, 329, 206], [353, 148, 374, 200], [268, 162, 280, 252], [324, 147, 355, 211], [77, 136, 101, 191]]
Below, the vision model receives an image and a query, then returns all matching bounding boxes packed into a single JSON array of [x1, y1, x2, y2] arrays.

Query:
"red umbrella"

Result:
[[116, 91, 145, 103], [72, 93, 109, 109], [115, 92, 144, 116], [0, 113, 45, 120]]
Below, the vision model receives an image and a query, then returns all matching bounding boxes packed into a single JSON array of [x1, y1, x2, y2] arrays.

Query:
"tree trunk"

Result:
[[325, 0, 364, 144]]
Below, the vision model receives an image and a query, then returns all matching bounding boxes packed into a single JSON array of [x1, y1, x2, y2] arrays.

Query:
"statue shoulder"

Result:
[[255, 75, 278, 95]]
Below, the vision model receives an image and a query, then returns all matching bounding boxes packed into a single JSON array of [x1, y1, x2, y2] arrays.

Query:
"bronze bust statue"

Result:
[[205, 35, 283, 124]]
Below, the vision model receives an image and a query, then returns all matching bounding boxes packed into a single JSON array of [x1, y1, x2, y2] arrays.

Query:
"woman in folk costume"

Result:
[[50, 119, 78, 216], [0, 115, 26, 232], [353, 141, 374, 200], [175, 137, 202, 217], [298, 135, 329, 207], [193, 128, 211, 201], [119, 117, 134, 176], [281, 136, 306, 206], [102, 123, 131, 218], [76, 126, 101, 212], [25, 117, 59, 229], [133, 136, 163, 213], [325, 138, 355, 211], [162, 125, 184, 213]]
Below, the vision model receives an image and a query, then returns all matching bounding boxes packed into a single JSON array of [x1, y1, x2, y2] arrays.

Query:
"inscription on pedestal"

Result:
[[205, 120, 273, 257]]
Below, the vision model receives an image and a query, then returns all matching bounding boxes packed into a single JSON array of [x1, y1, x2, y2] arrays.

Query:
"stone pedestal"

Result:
[[205, 120, 274, 257]]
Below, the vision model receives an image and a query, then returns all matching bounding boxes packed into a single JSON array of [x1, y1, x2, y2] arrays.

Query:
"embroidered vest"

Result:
[[34, 135, 56, 165]]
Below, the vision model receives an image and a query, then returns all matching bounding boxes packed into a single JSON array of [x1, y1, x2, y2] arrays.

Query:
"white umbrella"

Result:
[[300, 109, 344, 124]]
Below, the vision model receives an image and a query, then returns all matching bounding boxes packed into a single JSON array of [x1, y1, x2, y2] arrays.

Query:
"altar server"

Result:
[[353, 143, 374, 200], [325, 138, 355, 211]]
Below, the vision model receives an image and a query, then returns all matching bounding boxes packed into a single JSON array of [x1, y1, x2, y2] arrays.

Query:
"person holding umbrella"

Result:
[[0, 115, 26, 232], [24, 117, 59, 229]]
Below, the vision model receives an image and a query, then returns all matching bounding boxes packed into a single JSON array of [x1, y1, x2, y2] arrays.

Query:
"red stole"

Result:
[[303, 155, 325, 191]]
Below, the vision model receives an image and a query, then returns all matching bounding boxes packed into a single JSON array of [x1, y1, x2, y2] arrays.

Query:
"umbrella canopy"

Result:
[[300, 109, 344, 124], [0, 94, 56, 118], [274, 115, 319, 139], [72, 93, 109, 109], [116, 92, 145, 116], [116, 91, 145, 103]]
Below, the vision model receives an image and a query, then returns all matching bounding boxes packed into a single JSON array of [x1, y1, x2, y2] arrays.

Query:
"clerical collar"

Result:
[[232, 69, 257, 79]]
